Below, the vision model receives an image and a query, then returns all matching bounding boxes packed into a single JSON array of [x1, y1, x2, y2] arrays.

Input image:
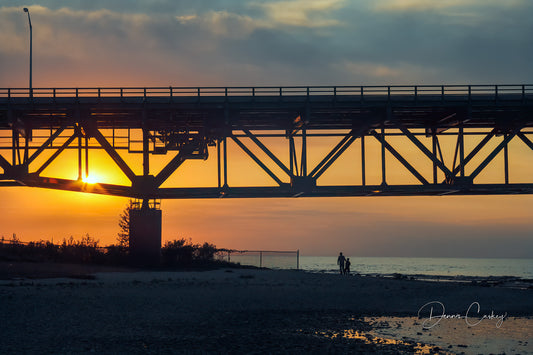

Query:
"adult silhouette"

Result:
[[337, 252, 346, 275]]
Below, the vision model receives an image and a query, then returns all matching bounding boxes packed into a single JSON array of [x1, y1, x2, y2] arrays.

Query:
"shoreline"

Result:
[[1, 265, 532, 316], [1, 259, 532, 290]]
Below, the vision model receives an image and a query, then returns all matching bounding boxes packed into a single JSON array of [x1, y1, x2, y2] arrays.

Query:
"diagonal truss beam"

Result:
[[517, 132, 533, 150], [370, 130, 429, 185], [35, 134, 77, 175], [241, 128, 292, 177], [469, 131, 518, 180], [450, 129, 495, 177], [310, 125, 369, 180], [91, 128, 136, 183], [0, 154, 11, 171], [398, 126, 453, 178], [309, 130, 354, 178], [26, 127, 65, 166], [231, 136, 285, 186], [154, 152, 187, 187], [312, 134, 357, 180]]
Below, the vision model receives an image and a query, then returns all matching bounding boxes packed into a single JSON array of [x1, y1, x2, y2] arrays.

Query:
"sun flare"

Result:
[[82, 175, 100, 184]]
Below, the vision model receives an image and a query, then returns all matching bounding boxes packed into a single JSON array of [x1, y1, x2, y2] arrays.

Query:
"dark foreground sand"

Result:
[[0, 264, 531, 354]]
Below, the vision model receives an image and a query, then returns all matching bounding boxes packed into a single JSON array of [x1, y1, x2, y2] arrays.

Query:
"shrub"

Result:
[[161, 238, 218, 266]]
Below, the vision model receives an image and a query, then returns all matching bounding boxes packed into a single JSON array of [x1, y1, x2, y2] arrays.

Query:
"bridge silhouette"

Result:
[[1, 85, 532, 262], [1, 85, 532, 198]]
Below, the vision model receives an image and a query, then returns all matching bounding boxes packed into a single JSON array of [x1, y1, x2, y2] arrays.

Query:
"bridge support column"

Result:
[[129, 203, 162, 265]]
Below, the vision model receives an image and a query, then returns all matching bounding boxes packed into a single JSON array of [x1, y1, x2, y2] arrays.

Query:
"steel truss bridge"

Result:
[[1, 85, 532, 200]]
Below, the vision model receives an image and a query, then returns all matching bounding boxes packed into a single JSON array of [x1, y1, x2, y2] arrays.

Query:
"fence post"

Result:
[[259, 251, 262, 268], [297, 249, 299, 270]]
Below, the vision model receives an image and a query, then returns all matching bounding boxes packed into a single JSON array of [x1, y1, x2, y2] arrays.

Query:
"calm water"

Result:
[[299, 256, 533, 279], [225, 253, 533, 279]]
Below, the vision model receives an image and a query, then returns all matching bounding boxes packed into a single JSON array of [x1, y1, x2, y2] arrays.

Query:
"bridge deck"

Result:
[[1, 85, 532, 131]]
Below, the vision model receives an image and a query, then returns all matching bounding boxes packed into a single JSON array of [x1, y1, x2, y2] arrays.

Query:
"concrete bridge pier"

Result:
[[129, 200, 162, 265]]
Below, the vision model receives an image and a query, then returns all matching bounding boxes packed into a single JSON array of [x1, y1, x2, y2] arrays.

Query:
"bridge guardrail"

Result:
[[1, 85, 532, 102]]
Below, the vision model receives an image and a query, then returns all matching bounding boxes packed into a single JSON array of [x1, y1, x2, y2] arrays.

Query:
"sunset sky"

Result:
[[1, 0, 532, 258]]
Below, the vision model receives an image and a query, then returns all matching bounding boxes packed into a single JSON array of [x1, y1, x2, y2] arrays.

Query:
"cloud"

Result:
[[255, 0, 346, 27], [373, 0, 526, 12], [1, 1, 532, 88], [177, 11, 261, 38]]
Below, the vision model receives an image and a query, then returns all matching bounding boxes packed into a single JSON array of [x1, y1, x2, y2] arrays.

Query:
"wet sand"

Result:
[[0, 266, 531, 353]]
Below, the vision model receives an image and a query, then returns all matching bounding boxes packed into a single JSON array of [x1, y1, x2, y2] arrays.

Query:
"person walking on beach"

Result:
[[344, 258, 351, 275], [337, 252, 346, 274]]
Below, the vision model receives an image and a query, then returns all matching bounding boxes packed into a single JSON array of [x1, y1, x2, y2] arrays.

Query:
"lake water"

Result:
[[225, 253, 533, 279]]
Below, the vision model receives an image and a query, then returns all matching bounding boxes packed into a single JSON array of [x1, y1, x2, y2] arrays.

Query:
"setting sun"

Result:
[[82, 175, 100, 184]]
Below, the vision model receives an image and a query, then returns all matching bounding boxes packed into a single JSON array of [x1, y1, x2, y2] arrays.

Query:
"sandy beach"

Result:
[[0, 265, 531, 354]]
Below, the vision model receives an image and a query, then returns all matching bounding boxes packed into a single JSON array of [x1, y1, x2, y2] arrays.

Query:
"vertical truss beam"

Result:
[[504, 134, 509, 184], [77, 126, 82, 181], [289, 136, 299, 176], [459, 124, 465, 177], [301, 128, 307, 177], [361, 135, 366, 186], [23, 133, 29, 165], [85, 137, 89, 180], [381, 126, 386, 185], [223, 136, 228, 187], [217, 138, 222, 188], [11, 129, 17, 166], [142, 128, 150, 176], [217, 137, 229, 189]]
